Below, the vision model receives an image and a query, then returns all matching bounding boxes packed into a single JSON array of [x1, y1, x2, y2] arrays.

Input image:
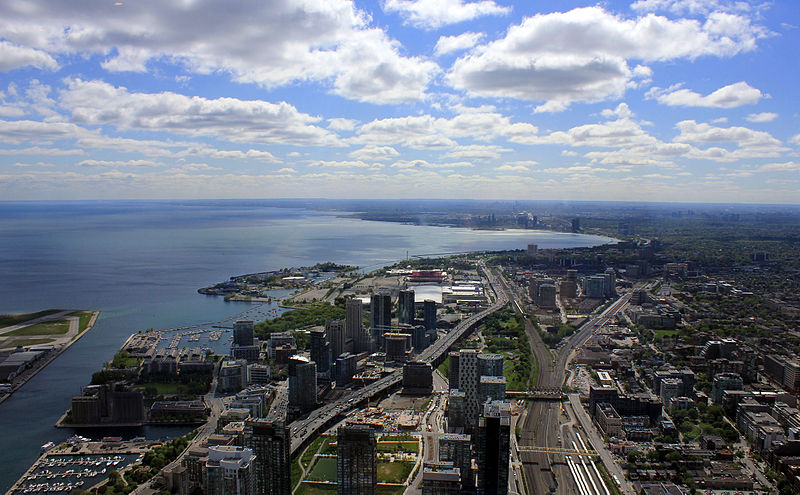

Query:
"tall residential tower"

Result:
[[337, 425, 377, 495]]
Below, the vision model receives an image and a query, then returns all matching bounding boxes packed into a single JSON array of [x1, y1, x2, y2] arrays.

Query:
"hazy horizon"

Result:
[[2, 198, 800, 208]]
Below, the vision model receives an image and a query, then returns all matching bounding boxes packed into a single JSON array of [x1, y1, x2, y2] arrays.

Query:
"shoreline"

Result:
[[0, 310, 100, 406], [339, 213, 622, 238]]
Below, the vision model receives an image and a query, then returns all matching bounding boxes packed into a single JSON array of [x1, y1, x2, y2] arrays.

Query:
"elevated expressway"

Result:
[[288, 262, 508, 455]]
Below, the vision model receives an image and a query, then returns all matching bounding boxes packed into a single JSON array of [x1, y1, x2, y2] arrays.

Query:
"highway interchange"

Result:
[[288, 262, 508, 456]]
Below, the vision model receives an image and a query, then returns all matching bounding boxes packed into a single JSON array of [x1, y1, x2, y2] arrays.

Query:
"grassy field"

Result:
[[112, 352, 141, 368], [296, 483, 337, 495], [437, 355, 449, 379], [415, 397, 431, 411], [291, 458, 302, 491], [653, 328, 681, 338], [306, 457, 338, 482], [377, 461, 414, 483], [376, 485, 406, 495], [5, 320, 70, 336], [301, 436, 328, 469], [0, 310, 62, 329], [319, 438, 337, 455], [74, 311, 94, 334]]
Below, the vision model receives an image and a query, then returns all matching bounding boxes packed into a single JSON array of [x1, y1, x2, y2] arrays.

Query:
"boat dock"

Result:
[[8, 438, 158, 495]]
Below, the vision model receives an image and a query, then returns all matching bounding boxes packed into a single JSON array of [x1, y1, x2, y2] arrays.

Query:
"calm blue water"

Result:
[[0, 200, 613, 489]]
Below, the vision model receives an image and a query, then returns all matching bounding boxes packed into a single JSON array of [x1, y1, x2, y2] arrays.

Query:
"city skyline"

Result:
[[0, 0, 798, 203]]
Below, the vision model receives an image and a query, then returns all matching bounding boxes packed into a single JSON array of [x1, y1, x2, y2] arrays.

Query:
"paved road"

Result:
[[731, 425, 777, 492], [66, 316, 79, 339], [406, 370, 449, 494]]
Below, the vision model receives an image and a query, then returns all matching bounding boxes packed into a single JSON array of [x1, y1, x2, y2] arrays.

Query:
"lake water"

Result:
[[0, 199, 613, 490]]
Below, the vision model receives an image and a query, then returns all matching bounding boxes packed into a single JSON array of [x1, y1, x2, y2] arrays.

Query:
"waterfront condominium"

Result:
[[370, 292, 392, 348], [204, 445, 256, 495], [288, 355, 317, 411], [233, 320, 255, 346], [398, 289, 415, 325], [244, 418, 291, 495], [326, 319, 346, 358]]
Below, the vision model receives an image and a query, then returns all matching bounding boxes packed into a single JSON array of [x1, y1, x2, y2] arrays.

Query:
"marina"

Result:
[[151, 291, 292, 355], [118, 290, 294, 358], [9, 439, 148, 495]]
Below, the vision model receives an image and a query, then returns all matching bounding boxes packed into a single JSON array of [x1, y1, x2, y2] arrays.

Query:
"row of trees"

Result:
[[254, 302, 345, 339]]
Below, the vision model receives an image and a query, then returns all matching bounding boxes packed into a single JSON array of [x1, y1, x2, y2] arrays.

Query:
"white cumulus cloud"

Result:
[[601, 103, 634, 119], [754, 162, 800, 172], [390, 159, 473, 169], [384, 0, 510, 30], [496, 164, 530, 172], [675, 120, 782, 147], [443, 144, 510, 160], [354, 112, 537, 149], [309, 160, 376, 169], [632, 0, 757, 16], [448, 7, 766, 109], [0, 146, 84, 156], [0, 41, 58, 72], [0, 119, 97, 145], [0, 0, 437, 104], [77, 159, 163, 168], [328, 119, 358, 132], [648, 81, 764, 108], [59, 79, 341, 147], [746, 112, 778, 123], [349, 146, 400, 161], [435, 32, 485, 56]]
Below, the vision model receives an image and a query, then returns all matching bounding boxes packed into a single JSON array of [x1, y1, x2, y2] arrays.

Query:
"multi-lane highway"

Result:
[[493, 267, 631, 495], [288, 262, 508, 455]]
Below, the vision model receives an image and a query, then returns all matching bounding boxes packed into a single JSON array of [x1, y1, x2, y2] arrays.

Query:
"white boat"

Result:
[[40, 442, 55, 454]]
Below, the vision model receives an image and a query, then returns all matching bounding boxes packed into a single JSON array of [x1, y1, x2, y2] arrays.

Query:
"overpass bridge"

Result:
[[517, 446, 599, 457], [506, 388, 565, 401]]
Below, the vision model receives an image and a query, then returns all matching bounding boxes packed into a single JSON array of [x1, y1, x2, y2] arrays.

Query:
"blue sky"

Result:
[[0, 0, 798, 202]]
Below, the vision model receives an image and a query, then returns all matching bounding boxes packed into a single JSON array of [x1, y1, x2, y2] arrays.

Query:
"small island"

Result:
[[0, 309, 99, 402]]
